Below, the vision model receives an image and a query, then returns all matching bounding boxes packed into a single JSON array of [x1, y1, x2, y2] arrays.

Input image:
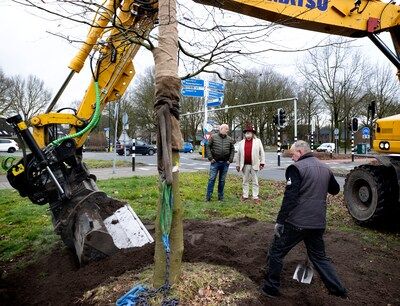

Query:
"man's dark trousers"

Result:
[[206, 161, 229, 200], [264, 223, 347, 296]]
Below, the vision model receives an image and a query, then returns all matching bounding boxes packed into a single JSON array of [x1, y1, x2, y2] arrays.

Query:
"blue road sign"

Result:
[[208, 91, 224, 99], [362, 127, 370, 138], [208, 81, 224, 91], [207, 97, 223, 107], [181, 88, 205, 97], [361, 127, 370, 136], [182, 78, 205, 87], [207, 101, 220, 107]]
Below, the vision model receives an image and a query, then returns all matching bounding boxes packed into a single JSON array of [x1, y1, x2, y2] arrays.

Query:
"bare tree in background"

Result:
[[297, 38, 369, 138], [219, 68, 294, 145], [364, 63, 400, 118], [127, 68, 156, 142], [9, 75, 52, 121], [297, 85, 320, 132], [0, 69, 15, 116]]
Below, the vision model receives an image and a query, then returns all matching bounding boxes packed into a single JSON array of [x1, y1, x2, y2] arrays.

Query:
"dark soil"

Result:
[[1, 218, 399, 305]]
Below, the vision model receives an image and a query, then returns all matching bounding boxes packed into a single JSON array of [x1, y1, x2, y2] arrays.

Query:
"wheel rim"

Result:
[[352, 179, 372, 211], [358, 186, 370, 203]]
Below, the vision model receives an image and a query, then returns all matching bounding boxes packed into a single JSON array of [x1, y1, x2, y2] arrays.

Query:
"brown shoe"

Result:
[[240, 196, 249, 202], [253, 198, 261, 204]]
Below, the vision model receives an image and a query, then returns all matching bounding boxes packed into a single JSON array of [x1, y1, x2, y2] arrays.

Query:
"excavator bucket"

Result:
[[60, 192, 153, 264], [5, 115, 153, 264]]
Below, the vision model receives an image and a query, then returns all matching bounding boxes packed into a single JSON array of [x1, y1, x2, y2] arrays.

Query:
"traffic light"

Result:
[[367, 101, 376, 125], [278, 108, 286, 127], [352, 117, 358, 132]]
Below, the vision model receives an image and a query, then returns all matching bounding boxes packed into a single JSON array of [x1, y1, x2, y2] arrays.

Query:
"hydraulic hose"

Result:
[[50, 81, 101, 147]]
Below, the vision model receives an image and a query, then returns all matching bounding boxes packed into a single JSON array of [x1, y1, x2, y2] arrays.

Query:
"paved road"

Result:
[[0, 151, 370, 190]]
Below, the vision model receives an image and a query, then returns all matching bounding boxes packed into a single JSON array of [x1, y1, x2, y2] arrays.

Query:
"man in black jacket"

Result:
[[205, 124, 235, 201], [261, 140, 347, 298]]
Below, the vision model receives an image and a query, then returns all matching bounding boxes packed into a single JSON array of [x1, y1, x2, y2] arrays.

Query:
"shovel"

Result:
[[293, 256, 314, 284]]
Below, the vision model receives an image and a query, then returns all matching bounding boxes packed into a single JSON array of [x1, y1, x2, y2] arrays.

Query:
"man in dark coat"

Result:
[[205, 123, 235, 201], [261, 140, 347, 299]]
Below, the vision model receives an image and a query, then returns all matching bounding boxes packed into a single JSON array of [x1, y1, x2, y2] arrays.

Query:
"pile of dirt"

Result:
[[1, 218, 399, 305]]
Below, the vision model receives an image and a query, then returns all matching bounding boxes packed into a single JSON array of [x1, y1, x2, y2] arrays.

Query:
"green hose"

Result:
[[50, 81, 101, 147], [1, 156, 16, 171]]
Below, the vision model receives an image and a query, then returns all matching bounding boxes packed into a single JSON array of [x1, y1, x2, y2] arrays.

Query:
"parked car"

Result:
[[180, 142, 194, 153], [116, 140, 157, 156], [0, 138, 19, 153], [316, 142, 335, 152]]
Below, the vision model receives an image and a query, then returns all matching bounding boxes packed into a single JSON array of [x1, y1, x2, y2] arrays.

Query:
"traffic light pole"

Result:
[[132, 138, 136, 171], [294, 97, 298, 141], [351, 131, 355, 162], [277, 125, 281, 167]]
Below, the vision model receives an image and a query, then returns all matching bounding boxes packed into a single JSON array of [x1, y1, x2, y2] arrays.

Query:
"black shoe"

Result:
[[330, 290, 348, 299], [218, 197, 224, 201], [206, 197, 211, 202], [260, 285, 281, 298]]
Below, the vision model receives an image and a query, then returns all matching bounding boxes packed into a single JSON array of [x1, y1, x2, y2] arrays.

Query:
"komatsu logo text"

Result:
[[268, 0, 328, 12]]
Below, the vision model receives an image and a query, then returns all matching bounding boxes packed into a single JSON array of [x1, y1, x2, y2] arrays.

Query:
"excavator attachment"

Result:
[[69, 193, 153, 264], [5, 115, 153, 264]]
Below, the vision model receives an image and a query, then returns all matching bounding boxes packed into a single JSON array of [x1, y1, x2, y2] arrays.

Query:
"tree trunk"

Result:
[[152, 0, 183, 288]]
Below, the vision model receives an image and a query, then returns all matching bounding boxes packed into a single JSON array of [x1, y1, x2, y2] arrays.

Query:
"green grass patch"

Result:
[[0, 189, 57, 261], [97, 172, 283, 222], [1, 172, 399, 262]]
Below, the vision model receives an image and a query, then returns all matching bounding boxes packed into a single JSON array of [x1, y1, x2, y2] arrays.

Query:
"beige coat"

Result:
[[235, 137, 266, 171]]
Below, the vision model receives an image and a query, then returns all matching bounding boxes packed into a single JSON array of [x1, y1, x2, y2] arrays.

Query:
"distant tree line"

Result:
[[0, 68, 51, 121], [115, 39, 400, 147], [1, 38, 399, 148]]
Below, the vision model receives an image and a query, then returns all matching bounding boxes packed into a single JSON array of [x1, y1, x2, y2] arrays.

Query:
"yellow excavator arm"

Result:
[[195, 0, 400, 37], [30, 0, 157, 148]]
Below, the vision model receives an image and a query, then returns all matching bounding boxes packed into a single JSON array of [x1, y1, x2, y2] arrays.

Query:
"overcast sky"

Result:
[[0, 0, 396, 109]]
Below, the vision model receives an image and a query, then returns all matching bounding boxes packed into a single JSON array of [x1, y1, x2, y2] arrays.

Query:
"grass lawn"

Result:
[[0, 172, 398, 262]]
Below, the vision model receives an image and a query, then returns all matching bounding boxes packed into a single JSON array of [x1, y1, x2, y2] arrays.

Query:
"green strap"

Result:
[[160, 181, 173, 237]]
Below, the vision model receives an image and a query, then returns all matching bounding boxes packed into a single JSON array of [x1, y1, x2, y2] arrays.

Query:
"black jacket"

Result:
[[276, 153, 340, 228], [206, 133, 235, 163]]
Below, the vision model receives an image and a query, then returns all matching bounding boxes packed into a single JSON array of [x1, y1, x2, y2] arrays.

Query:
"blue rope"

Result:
[[116, 285, 147, 306]]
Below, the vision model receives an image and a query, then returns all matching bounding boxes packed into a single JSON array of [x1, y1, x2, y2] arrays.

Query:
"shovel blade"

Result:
[[293, 263, 314, 284]]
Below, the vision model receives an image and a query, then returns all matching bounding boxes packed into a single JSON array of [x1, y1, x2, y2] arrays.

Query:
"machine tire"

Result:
[[8, 147, 16, 153], [344, 165, 392, 225], [148, 149, 155, 155]]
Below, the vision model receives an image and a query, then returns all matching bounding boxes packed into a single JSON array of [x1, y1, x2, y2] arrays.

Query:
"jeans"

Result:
[[206, 161, 229, 200], [263, 223, 347, 296]]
